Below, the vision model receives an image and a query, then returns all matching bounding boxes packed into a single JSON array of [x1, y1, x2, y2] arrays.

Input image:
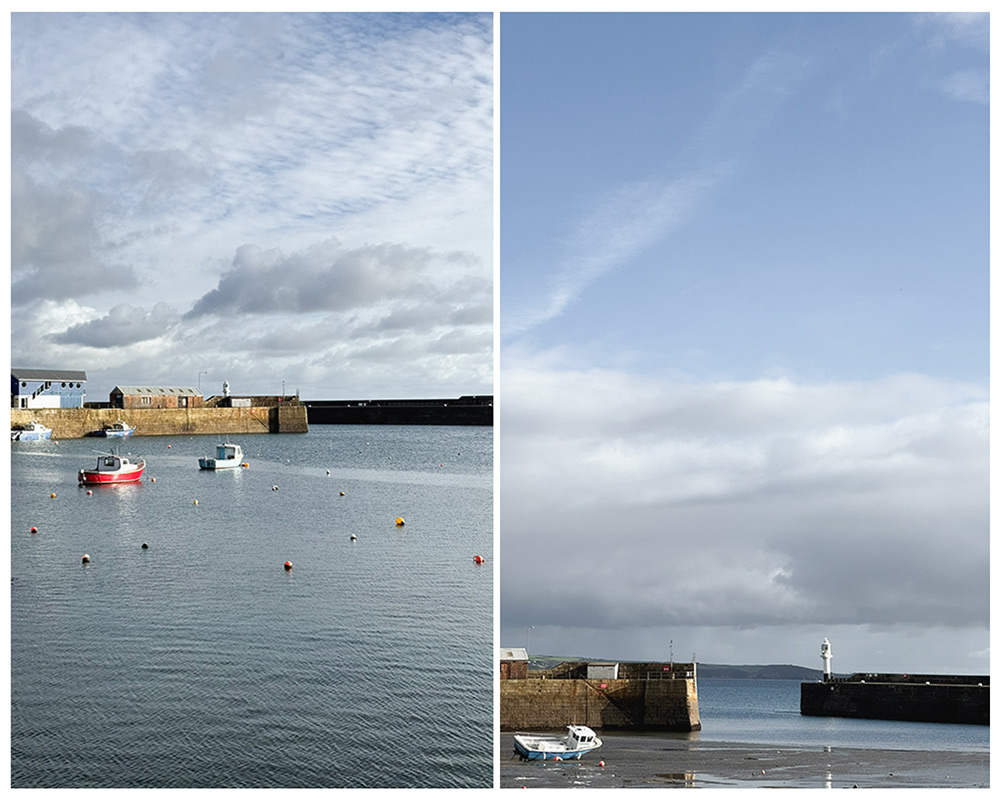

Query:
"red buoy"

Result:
[[30, 526, 37, 534], [473, 555, 485, 564], [284, 561, 293, 570]]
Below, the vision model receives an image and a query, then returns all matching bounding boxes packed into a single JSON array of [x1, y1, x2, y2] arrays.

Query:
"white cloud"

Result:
[[939, 68, 989, 105], [503, 50, 808, 340], [11, 13, 492, 398], [500, 361, 988, 645]]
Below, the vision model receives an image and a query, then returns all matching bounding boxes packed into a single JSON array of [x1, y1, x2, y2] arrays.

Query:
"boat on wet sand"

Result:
[[513, 725, 603, 761], [199, 442, 246, 470], [78, 452, 145, 484]]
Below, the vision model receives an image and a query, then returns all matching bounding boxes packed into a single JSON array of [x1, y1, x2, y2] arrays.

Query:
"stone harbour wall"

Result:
[[500, 676, 701, 732], [10, 406, 308, 438]]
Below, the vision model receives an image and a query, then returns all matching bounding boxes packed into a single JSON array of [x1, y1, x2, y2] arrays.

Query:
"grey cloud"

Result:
[[500, 368, 988, 637], [186, 239, 487, 319], [48, 302, 181, 348], [11, 167, 138, 304]]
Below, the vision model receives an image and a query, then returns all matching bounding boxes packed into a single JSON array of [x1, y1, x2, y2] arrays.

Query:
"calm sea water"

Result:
[[10, 426, 493, 788], [696, 677, 989, 753]]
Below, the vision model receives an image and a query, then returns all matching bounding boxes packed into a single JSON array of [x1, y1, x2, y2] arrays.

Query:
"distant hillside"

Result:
[[526, 655, 823, 681]]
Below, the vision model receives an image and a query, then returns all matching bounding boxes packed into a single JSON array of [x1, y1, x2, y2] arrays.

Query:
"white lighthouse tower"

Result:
[[821, 638, 832, 682]]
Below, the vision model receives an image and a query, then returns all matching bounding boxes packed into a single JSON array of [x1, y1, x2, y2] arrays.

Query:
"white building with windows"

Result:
[[11, 369, 87, 409]]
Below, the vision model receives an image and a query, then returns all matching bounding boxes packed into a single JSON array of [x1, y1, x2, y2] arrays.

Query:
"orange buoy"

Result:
[[395, 517, 405, 526], [151, 477, 156, 482], [473, 555, 485, 564], [81, 554, 90, 563], [284, 561, 293, 570], [50, 492, 56, 498]]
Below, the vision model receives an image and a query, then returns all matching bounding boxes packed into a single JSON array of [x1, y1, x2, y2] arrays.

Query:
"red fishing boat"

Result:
[[78, 452, 146, 485]]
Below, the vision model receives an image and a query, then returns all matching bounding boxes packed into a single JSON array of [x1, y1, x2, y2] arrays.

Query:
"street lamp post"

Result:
[[198, 371, 208, 393], [526, 625, 535, 655]]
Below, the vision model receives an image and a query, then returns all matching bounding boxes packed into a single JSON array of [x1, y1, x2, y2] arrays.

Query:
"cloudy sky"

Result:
[[10, 12, 493, 401], [499, 12, 989, 674]]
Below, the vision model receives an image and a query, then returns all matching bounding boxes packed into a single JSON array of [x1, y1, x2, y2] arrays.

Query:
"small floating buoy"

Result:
[[473, 555, 485, 564], [87, 489, 93, 495], [30, 526, 37, 534], [81, 554, 90, 564], [284, 560, 293, 570], [272, 485, 278, 491], [395, 517, 405, 526], [553, 756, 562, 762], [193, 499, 199, 505], [167, 444, 171, 448], [350, 534, 357, 541], [599, 761, 605, 768], [151, 477, 156, 482], [141, 543, 148, 549], [339, 491, 345, 496], [50, 492, 56, 498], [326, 469, 331, 475]]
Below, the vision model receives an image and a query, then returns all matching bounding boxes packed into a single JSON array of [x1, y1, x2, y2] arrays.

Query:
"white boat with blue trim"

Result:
[[11, 421, 52, 441], [513, 725, 603, 761], [90, 419, 135, 438], [199, 442, 246, 470]]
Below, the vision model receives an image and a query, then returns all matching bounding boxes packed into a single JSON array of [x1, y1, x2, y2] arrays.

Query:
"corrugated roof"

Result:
[[499, 647, 528, 661], [112, 386, 201, 395], [12, 368, 87, 381]]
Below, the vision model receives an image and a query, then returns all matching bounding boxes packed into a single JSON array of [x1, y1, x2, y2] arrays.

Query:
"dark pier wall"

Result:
[[801, 675, 989, 725], [304, 396, 492, 426]]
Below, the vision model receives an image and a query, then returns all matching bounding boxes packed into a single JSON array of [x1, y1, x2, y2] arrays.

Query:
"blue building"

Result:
[[11, 369, 87, 409]]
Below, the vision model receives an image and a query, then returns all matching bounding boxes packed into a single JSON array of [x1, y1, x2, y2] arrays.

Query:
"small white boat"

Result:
[[91, 420, 135, 438], [11, 421, 53, 441], [513, 725, 603, 761], [199, 442, 246, 470]]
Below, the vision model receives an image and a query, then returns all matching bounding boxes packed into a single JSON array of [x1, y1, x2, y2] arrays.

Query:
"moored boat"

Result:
[[199, 442, 246, 470], [78, 452, 145, 484], [90, 420, 135, 438], [11, 421, 53, 441], [513, 725, 603, 761]]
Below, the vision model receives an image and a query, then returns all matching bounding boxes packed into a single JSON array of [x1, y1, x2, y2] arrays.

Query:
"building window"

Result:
[[61, 382, 66, 388], [141, 396, 151, 406]]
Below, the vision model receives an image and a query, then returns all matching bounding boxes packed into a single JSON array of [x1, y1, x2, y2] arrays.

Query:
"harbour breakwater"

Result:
[[303, 396, 492, 426], [10, 406, 308, 438], [500, 661, 701, 732], [800, 673, 989, 725]]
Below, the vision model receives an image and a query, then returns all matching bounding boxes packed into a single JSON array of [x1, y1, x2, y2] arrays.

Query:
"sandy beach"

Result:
[[499, 733, 989, 789]]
